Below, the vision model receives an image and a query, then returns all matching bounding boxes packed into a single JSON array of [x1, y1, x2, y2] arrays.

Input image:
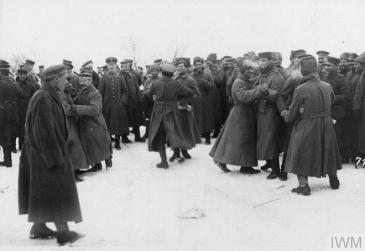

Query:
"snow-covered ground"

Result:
[[1, 138, 365, 251]]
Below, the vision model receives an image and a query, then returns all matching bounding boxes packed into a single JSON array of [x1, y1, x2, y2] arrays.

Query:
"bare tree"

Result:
[[7, 54, 26, 74]]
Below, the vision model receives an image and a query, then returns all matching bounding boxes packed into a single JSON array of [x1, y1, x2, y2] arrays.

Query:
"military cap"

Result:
[[326, 56, 340, 66], [340, 52, 351, 61], [300, 55, 317, 75], [121, 59, 133, 65], [193, 56, 204, 65], [176, 57, 190, 67], [226, 57, 236, 63], [42, 65, 67, 81], [349, 53, 359, 59], [354, 52, 365, 64], [258, 52, 273, 59], [316, 50, 330, 56], [153, 59, 163, 64], [105, 57, 118, 64], [79, 71, 92, 78], [38, 65, 44, 69], [147, 63, 160, 73], [17, 68, 28, 74], [221, 56, 232, 61], [0, 60, 10, 69], [206, 53, 217, 63], [102, 64, 108, 70], [25, 59, 35, 65], [81, 60, 93, 68], [62, 59, 73, 69], [272, 52, 282, 60], [160, 63, 176, 73], [290, 49, 306, 60]]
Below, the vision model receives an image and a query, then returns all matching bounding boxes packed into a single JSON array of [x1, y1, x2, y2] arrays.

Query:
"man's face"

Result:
[[79, 77, 92, 89], [107, 63, 116, 72], [194, 62, 203, 71], [151, 70, 159, 79], [354, 62, 364, 73], [338, 59, 349, 71], [55, 72, 68, 92], [18, 72, 27, 81], [273, 57, 282, 67], [25, 64, 34, 72], [318, 55, 327, 65], [258, 58, 271, 69], [65, 66, 72, 75], [121, 63, 131, 71], [323, 62, 337, 74], [176, 63, 186, 74]]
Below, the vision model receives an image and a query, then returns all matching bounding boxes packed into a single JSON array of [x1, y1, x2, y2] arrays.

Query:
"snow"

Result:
[[1, 137, 365, 251]]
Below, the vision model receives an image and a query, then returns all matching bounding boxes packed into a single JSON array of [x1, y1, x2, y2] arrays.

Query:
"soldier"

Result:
[[18, 65, 82, 245], [348, 53, 359, 71], [272, 52, 285, 77], [338, 52, 352, 80], [24, 59, 40, 90], [120, 59, 145, 143], [0, 60, 22, 167], [62, 59, 79, 98], [146, 63, 194, 168], [316, 51, 330, 80], [283, 55, 341, 195], [71, 71, 113, 172], [210, 57, 263, 174], [256, 52, 284, 179], [353, 52, 365, 161], [37, 65, 45, 79], [169, 58, 201, 162], [322, 56, 350, 163], [15, 68, 37, 151], [98, 57, 129, 149], [192, 57, 216, 144], [80, 60, 99, 89]]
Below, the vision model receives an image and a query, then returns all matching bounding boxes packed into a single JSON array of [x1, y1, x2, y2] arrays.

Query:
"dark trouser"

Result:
[[202, 132, 211, 141], [155, 125, 167, 163], [281, 152, 287, 172], [267, 157, 280, 174], [1, 144, 12, 165], [133, 126, 142, 139], [334, 119, 346, 161]]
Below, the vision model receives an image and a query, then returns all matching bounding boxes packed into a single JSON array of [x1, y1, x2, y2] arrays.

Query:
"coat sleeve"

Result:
[[353, 72, 365, 111], [73, 91, 102, 117], [120, 76, 129, 105], [32, 96, 65, 168], [285, 87, 304, 123], [98, 76, 105, 97], [187, 78, 201, 98], [277, 77, 298, 112], [200, 74, 215, 91], [265, 74, 284, 102], [59, 92, 74, 117], [232, 79, 262, 103], [177, 82, 194, 99]]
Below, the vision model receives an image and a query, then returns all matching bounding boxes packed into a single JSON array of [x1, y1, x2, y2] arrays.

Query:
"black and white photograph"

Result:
[[1, 0, 365, 250]]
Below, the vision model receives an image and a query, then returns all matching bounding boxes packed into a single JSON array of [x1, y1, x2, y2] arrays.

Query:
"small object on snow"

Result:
[[177, 208, 206, 219], [253, 198, 280, 208], [277, 185, 285, 189], [0, 186, 9, 193]]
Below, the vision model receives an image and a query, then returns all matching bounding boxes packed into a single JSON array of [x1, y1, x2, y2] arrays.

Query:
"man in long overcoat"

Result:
[[210, 57, 264, 174], [0, 60, 22, 167], [98, 57, 129, 149], [146, 63, 194, 169], [256, 52, 285, 179], [283, 55, 341, 196], [72, 71, 113, 171], [322, 56, 350, 163], [192, 57, 215, 144], [120, 59, 145, 143], [353, 53, 365, 159], [18, 65, 82, 245]]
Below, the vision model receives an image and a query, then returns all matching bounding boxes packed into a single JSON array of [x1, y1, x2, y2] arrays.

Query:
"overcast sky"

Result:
[[0, 0, 364, 70]]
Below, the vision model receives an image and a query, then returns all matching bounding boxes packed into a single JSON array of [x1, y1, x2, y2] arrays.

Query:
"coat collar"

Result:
[[41, 84, 63, 108]]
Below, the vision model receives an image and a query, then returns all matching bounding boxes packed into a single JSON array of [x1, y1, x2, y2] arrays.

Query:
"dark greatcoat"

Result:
[[192, 70, 216, 134], [92, 71, 100, 89], [209, 74, 261, 167], [147, 76, 194, 152], [18, 85, 82, 223], [284, 75, 342, 177], [98, 71, 129, 135], [120, 70, 144, 127], [175, 74, 201, 147], [142, 77, 156, 120], [353, 71, 365, 154], [210, 68, 226, 126], [256, 65, 284, 160], [60, 91, 88, 170], [74, 85, 112, 165], [0, 76, 22, 146], [15, 78, 37, 138]]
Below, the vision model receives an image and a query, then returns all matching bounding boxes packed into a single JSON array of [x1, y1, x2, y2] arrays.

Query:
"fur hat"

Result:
[[160, 63, 175, 73], [316, 50, 330, 56], [290, 50, 306, 60], [340, 52, 351, 61], [206, 53, 217, 63]]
